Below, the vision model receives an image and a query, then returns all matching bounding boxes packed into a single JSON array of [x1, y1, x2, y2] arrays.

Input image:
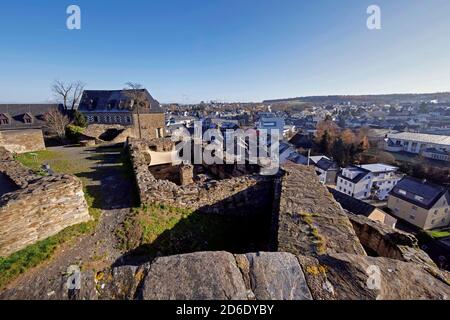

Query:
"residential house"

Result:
[[388, 177, 450, 230], [315, 158, 339, 185], [0, 104, 63, 153], [336, 163, 403, 200], [330, 188, 397, 228]]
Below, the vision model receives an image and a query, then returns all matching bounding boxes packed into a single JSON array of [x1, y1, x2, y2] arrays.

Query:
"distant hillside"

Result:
[[263, 92, 450, 105]]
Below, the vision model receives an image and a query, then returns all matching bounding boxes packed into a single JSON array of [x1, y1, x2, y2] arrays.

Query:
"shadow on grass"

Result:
[[113, 180, 277, 266]]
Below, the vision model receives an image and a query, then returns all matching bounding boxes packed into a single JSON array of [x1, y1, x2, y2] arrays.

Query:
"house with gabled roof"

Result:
[[0, 104, 63, 153], [336, 163, 403, 200], [388, 177, 450, 230]]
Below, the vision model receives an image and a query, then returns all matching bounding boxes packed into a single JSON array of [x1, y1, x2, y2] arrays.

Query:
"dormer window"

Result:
[[0, 113, 10, 125], [107, 99, 117, 110], [88, 98, 98, 110], [23, 113, 33, 124]]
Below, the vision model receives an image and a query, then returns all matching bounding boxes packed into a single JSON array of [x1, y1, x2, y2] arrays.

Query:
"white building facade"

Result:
[[336, 164, 403, 201]]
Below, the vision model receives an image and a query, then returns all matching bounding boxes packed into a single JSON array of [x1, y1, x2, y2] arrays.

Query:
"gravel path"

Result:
[[0, 144, 135, 300]]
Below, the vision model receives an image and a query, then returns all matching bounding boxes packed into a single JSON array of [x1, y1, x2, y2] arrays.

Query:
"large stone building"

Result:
[[78, 89, 166, 140], [0, 104, 62, 153]]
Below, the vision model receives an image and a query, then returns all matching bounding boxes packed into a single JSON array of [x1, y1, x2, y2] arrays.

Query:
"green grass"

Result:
[[0, 148, 104, 289], [116, 203, 271, 258], [426, 230, 450, 239], [14, 150, 63, 171]]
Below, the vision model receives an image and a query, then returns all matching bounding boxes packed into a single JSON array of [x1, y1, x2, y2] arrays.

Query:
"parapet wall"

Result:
[[0, 148, 91, 257], [275, 163, 366, 256], [0, 129, 46, 154]]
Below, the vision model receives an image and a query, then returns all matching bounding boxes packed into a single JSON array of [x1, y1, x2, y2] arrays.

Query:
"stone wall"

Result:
[[274, 163, 366, 256], [0, 129, 46, 154], [0, 147, 40, 188], [0, 148, 91, 257], [348, 214, 437, 268], [93, 250, 450, 300], [132, 113, 166, 140], [128, 138, 274, 214]]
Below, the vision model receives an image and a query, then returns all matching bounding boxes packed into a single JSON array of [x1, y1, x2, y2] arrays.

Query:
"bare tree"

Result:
[[52, 80, 85, 110], [124, 82, 148, 139], [44, 109, 70, 139]]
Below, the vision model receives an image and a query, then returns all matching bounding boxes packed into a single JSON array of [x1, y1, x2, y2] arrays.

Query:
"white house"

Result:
[[336, 163, 403, 201]]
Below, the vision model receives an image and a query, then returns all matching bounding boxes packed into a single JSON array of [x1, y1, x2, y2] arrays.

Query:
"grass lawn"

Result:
[[0, 148, 102, 289], [14, 149, 89, 175], [116, 203, 271, 260], [426, 230, 450, 239]]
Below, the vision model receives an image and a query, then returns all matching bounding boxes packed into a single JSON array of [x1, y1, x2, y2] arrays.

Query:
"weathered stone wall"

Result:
[[0, 148, 91, 257], [0, 129, 46, 154], [132, 113, 166, 140], [128, 138, 274, 214], [274, 163, 366, 256], [93, 251, 450, 300], [348, 214, 437, 268], [0, 147, 40, 188]]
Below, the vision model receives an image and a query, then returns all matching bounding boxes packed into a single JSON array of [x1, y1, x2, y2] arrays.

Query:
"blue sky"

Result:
[[0, 0, 449, 103]]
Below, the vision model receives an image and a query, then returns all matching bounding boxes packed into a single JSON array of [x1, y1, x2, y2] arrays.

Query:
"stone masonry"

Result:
[[0, 129, 46, 154], [0, 148, 90, 257], [127, 138, 274, 214], [100, 139, 450, 300]]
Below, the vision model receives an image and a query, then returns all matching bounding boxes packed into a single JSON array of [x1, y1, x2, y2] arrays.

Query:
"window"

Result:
[[126, 116, 132, 123], [431, 219, 435, 225], [409, 215, 415, 220], [24, 114, 33, 124], [156, 128, 164, 138], [414, 195, 424, 202], [0, 114, 10, 125], [398, 189, 407, 196], [93, 116, 99, 123]]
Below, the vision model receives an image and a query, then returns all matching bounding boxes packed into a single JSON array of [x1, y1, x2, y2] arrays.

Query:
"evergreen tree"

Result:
[[73, 110, 88, 128]]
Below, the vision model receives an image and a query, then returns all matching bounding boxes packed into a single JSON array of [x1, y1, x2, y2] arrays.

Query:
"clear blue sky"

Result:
[[0, 0, 449, 103]]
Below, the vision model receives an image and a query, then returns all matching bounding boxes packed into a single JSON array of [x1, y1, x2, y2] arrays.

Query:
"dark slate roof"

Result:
[[329, 188, 376, 217], [0, 104, 63, 130], [288, 132, 313, 148], [337, 166, 371, 184], [78, 89, 163, 114], [390, 176, 449, 210], [316, 158, 339, 171]]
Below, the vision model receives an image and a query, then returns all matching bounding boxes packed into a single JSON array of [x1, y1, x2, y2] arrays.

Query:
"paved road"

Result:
[[0, 144, 135, 300]]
